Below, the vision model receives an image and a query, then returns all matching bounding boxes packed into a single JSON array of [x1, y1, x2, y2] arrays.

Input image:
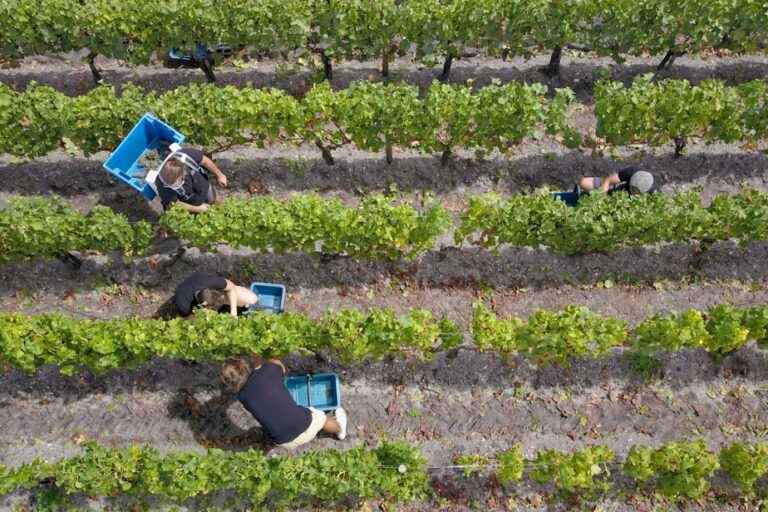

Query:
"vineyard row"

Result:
[[3, 0, 767, 82], [2, 439, 767, 506], [2, 302, 767, 374], [4, 188, 768, 264], [3, 77, 768, 160]]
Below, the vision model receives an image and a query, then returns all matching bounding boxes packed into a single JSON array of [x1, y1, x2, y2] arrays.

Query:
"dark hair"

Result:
[[197, 289, 227, 309], [220, 358, 253, 393]]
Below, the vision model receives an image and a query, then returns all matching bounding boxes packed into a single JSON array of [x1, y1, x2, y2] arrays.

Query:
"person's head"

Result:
[[159, 159, 186, 189], [196, 288, 228, 310], [220, 357, 256, 393], [629, 171, 654, 195]]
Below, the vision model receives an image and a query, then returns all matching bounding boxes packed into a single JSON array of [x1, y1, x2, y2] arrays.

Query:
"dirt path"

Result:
[[2, 130, 768, 195], [2, 258, 768, 323], [2, 50, 767, 103], [3, 342, 768, 466], [3, 280, 768, 489], [3, 234, 768, 316]]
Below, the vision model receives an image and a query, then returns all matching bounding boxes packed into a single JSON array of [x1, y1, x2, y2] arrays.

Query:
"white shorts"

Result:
[[278, 407, 327, 449]]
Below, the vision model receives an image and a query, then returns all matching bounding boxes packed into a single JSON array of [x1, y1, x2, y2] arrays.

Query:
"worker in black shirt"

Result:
[[172, 272, 258, 318], [157, 146, 228, 213], [221, 357, 348, 449], [578, 166, 658, 196]]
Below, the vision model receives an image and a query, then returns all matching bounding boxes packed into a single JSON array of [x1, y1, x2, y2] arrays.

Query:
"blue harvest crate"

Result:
[[551, 190, 581, 207], [102, 113, 185, 200], [284, 373, 341, 412], [248, 282, 286, 314]]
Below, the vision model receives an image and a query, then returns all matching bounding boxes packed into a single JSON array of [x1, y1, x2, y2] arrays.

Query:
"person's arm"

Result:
[[235, 285, 259, 308], [600, 173, 621, 193], [268, 358, 287, 374], [177, 201, 210, 213], [201, 155, 227, 187], [223, 279, 238, 317]]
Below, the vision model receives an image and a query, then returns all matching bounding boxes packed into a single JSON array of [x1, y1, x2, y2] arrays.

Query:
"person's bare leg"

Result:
[[322, 417, 341, 435]]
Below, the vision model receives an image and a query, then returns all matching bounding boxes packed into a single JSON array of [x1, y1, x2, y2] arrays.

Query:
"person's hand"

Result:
[[197, 203, 210, 213], [230, 310, 238, 318], [217, 174, 228, 187]]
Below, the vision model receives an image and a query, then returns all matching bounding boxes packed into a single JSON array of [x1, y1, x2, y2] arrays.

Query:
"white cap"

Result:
[[629, 171, 654, 194]]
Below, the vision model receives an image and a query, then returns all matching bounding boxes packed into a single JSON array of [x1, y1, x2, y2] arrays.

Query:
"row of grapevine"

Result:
[[472, 302, 768, 366], [456, 188, 768, 254], [3, 78, 767, 161], [5, 188, 768, 264], [0, 197, 151, 264], [158, 193, 450, 261], [0, 80, 575, 161], [595, 76, 768, 157], [0, 307, 461, 375], [0, 194, 450, 264], [0, 441, 429, 507], [480, 440, 767, 499], [2, 440, 766, 505], [3, 0, 766, 81], [2, 302, 766, 374]]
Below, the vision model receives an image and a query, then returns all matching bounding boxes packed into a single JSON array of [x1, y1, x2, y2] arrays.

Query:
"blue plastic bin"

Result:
[[247, 282, 286, 314], [284, 373, 341, 412], [551, 190, 581, 207], [102, 113, 185, 200]]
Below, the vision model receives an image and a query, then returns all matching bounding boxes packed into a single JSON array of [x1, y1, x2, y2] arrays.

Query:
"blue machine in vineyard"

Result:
[[164, 43, 234, 82]]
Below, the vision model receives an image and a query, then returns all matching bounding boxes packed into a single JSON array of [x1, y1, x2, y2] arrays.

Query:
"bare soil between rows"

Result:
[[2, 236, 768, 313], [2, 145, 768, 222], [2, 50, 768, 104]]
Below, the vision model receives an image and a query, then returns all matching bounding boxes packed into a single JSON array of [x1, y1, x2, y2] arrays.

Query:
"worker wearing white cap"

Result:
[[578, 166, 658, 196]]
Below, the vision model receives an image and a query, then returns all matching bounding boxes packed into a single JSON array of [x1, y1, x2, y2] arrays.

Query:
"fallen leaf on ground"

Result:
[[247, 179, 269, 195]]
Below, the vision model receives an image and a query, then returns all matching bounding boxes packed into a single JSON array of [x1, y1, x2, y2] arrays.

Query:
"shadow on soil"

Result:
[[1, 151, 767, 199], [166, 387, 272, 452], [3, 57, 768, 104]]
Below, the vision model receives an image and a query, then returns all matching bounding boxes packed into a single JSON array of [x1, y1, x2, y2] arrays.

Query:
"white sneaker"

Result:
[[335, 407, 348, 440]]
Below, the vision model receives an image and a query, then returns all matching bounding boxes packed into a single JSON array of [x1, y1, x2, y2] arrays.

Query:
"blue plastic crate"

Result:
[[284, 373, 341, 412], [102, 113, 185, 200], [551, 190, 581, 207], [247, 282, 286, 314]]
